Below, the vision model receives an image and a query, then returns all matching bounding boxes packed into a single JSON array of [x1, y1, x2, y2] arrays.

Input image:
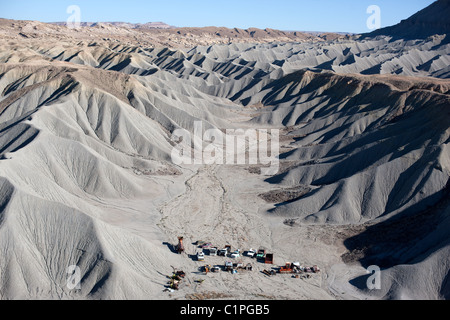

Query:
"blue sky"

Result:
[[0, 0, 435, 33]]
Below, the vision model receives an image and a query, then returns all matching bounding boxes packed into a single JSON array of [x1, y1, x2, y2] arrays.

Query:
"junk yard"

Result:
[[157, 165, 340, 300], [163, 237, 323, 297]]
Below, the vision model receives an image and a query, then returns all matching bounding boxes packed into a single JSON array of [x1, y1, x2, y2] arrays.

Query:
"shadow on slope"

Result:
[[342, 178, 450, 270]]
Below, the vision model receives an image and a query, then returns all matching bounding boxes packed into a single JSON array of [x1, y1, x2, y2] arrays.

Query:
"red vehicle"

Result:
[[265, 253, 274, 264], [279, 263, 293, 274]]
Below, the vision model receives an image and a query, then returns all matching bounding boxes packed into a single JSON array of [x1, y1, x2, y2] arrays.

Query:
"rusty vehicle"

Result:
[[265, 253, 274, 264], [279, 263, 294, 274], [175, 237, 185, 254]]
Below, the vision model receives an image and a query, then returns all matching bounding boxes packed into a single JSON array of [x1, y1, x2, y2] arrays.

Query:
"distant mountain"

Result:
[[1, 18, 351, 48], [49, 21, 175, 29], [363, 0, 450, 39], [134, 22, 175, 29]]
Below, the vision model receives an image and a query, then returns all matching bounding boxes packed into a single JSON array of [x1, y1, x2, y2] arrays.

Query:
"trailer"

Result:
[[265, 253, 274, 264]]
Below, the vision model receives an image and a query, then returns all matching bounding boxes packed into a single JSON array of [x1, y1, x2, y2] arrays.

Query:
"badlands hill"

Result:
[[0, 1, 449, 300], [0, 18, 348, 49], [50, 21, 175, 29], [364, 0, 450, 41]]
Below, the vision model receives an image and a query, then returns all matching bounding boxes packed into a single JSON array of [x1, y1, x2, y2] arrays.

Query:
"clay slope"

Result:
[[246, 69, 450, 224], [0, 19, 449, 300], [247, 69, 450, 299], [0, 59, 243, 299]]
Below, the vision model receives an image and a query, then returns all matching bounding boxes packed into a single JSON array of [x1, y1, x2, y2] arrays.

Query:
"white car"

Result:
[[208, 247, 218, 256], [197, 251, 205, 261], [218, 248, 229, 256], [230, 249, 240, 258], [246, 249, 256, 258]]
